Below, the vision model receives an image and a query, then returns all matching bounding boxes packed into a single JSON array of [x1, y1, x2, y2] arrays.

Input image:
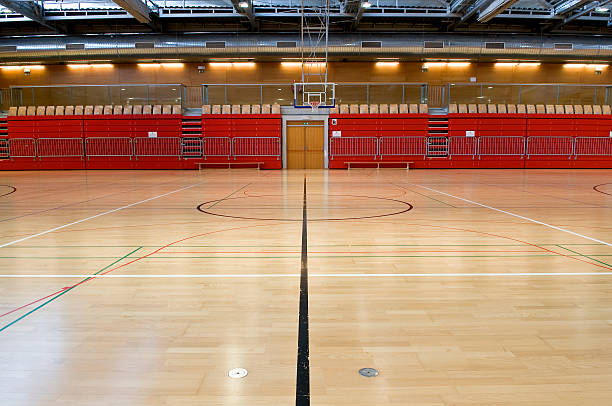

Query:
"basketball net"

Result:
[[309, 100, 320, 112]]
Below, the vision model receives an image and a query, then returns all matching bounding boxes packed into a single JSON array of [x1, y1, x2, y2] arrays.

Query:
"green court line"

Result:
[[0, 246, 143, 333], [556, 245, 612, 268]]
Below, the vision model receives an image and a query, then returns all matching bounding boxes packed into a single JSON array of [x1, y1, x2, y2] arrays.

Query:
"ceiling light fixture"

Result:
[[375, 61, 399, 67], [67, 64, 113, 68], [0, 65, 45, 70]]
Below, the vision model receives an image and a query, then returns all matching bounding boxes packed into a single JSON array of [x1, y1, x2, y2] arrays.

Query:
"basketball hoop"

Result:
[[309, 100, 320, 111]]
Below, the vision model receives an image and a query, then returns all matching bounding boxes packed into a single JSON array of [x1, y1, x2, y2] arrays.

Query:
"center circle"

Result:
[[196, 194, 413, 221]]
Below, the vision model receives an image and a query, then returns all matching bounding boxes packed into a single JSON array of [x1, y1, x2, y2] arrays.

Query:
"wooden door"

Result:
[[287, 122, 305, 169], [286, 121, 324, 169]]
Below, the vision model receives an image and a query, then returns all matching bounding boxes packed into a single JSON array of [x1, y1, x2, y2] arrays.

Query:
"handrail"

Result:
[[232, 136, 281, 159], [379, 136, 426, 158], [526, 136, 573, 158], [202, 136, 231, 160], [133, 137, 182, 158], [330, 136, 379, 159], [7, 138, 36, 158], [85, 137, 133, 157], [36, 138, 84, 158]]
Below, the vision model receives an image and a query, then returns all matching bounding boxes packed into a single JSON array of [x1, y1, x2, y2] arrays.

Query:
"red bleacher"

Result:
[[1, 106, 611, 170], [329, 109, 612, 169], [0, 112, 282, 170]]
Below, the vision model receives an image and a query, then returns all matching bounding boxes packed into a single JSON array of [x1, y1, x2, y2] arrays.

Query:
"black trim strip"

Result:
[[594, 183, 612, 197], [0, 185, 16, 198], [296, 177, 310, 406]]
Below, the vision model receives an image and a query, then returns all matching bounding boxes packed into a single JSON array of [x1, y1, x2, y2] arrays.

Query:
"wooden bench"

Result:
[[346, 161, 412, 170], [197, 162, 264, 170]]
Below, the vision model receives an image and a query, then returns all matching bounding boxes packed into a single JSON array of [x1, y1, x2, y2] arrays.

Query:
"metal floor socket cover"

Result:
[[228, 368, 248, 379], [359, 368, 379, 377]]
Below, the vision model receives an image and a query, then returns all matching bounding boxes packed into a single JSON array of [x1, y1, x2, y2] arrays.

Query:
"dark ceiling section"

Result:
[[0, 0, 610, 36]]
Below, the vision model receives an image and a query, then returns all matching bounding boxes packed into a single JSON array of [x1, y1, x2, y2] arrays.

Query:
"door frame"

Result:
[[282, 113, 329, 169]]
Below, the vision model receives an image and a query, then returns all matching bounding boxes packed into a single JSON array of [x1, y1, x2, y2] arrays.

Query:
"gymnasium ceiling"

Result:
[[0, 0, 611, 35]]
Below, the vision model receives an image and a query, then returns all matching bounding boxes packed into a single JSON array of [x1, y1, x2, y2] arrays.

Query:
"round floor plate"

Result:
[[359, 368, 379, 377], [228, 368, 248, 379]]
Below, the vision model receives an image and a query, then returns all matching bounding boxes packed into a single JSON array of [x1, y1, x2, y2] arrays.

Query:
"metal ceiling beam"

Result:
[[557, 0, 612, 26], [478, 0, 520, 22], [0, 0, 64, 32], [112, 0, 157, 28], [230, 0, 257, 29], [449, 0, 475, 13], [353, 0, 365, 29], [553, 0, 591, 15], [459, 0, 493, 23]]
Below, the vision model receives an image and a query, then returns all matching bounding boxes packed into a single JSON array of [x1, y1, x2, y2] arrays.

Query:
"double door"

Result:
[[286, 121, 324, 169]]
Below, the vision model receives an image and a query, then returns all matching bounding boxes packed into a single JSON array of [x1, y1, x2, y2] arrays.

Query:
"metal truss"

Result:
[[0, 0, 611, 31]]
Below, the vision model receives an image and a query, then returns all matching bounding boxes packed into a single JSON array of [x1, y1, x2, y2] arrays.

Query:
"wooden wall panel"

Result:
[[1, 62, 611, 89]]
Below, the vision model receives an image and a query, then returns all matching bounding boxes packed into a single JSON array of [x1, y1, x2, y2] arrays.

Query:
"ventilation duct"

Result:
[[0, 34, 609, 62]]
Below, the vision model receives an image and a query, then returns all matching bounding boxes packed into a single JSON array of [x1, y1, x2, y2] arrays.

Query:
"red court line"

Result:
[[0, 288, 70, 319], [161, 249, 545, 254], [371, 221, 612, 272], [0, 222, 281, 320]]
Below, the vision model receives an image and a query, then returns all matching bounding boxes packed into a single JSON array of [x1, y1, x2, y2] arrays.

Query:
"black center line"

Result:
[[296, 177, 310, 406]]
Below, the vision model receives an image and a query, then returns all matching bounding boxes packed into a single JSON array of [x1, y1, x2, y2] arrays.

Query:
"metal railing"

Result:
[[330, 135, 612, 160], [448, 83, 612, 107], [379, 136, 426, 158], [8, 84, 184, 108], [8, 138, 36, 157], [36, 138, 84, 158], [3, 135, 611, 162], [330, 136, 378, 159], [3, 136, 281, 161], [232, 137, 281, 159], [478, 136, 526, 156], [203, 137, 231, 159], [85, 137, 133, 157], [4, 82, 612, 111], [203, 83, 428, 106], [526, 136, 574, 158], [449, 136, 477, 157], [201, 82, 612, 108], [575, 137, 612, 156], [133, 137, 182, 157]]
